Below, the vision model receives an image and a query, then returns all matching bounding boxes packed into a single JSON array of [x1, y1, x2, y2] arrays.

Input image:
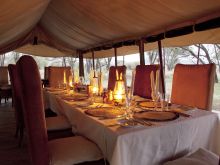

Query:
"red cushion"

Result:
[[133, 65, 159, 99], [17, 56, 49, 165]]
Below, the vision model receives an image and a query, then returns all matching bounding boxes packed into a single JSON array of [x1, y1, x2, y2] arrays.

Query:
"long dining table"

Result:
[[43, 88, 220, 165]]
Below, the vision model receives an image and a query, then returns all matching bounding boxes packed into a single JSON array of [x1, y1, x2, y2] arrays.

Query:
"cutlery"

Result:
[[170, 110, 191, 117], [132, 118, 153, 126]]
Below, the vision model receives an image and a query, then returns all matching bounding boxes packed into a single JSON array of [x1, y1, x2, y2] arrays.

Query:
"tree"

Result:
[[147, 50, 158, 64], [104, 57, 112, 70], [180, 46, 206, 64], [12, 51, 20, 63], [0, 54, 5, 66], [66, 57, 77, 71], [180, 44, 218, 83], [164, 48, 180, 71], [85, 59, 93, 75], [214, 44, 220, 73]]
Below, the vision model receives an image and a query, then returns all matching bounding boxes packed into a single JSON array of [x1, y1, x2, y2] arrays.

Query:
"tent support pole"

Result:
[[92, 51, 96, 77], [114, 47, 117, 67], [79, 51, 84, 77], [158, 40, 165, 97], [139, 40, 145, 65]]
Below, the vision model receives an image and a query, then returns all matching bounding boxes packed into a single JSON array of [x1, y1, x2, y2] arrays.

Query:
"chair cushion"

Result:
[[133, 65, 159, 98], [164, 148, 219, 165], [48, 67, 71, 88], [48, 136, 103, 165], [46, 116, 71, 131], [171, 64, 216, 110]]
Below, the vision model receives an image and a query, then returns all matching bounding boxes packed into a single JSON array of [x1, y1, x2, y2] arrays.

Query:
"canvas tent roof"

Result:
[[0, 0, 220, 58]]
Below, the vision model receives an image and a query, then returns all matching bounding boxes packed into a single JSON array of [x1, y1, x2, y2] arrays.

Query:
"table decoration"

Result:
[[133, 111, 179, 121], [113, 70, 126, 105], [108, 90, 113, 103], [63, 70, 67, 89]]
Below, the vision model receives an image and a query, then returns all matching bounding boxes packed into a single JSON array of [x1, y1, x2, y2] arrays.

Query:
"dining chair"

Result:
[[0, 66, 12, 103], [0, 66, 9, 85], [133, 65, 160, 99], [17, 55, 103, 165], [48, 66, 72, 88], [171, 64, 216, 111], [107, 65, 126, 91], [8, 64, 72, 146], [164, 148, 219, 165], [8, 64, 24, 143]]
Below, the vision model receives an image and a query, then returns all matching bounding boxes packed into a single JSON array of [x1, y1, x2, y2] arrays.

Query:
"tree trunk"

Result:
[[0, 54, 5, 66]]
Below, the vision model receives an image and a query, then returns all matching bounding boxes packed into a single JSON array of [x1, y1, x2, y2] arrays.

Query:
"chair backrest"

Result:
[[17, 56, 49, 165], [133, 65, 160, 99], [44, 67, 49, 80], [48, 66, 71, 87], [171, 63, 216, 111], [8, 64, 23, 126], [107, 66, 126, 91], [0, 66, 9, 85]]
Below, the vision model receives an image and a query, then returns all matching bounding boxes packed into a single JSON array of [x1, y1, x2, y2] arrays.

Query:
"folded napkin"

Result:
[[155, 70, 160, 94], [150, 71, 155, 94]]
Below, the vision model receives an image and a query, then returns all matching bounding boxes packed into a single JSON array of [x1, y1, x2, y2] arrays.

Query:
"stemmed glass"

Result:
[[151, 91, 160, 111], [125, 89, 133, 119], [125, 70, 135, 120]]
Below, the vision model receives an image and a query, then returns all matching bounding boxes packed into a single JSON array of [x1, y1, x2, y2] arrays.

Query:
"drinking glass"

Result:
[[152, 91, 160, 111], [160, 93, 165, 111]]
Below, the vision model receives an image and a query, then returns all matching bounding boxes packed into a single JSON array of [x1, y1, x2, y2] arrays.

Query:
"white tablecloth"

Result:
[[44, 90, 219, 165]]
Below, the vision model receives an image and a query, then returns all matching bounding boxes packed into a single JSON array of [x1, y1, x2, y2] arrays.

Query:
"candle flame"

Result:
[[92, 86, 98, 94]]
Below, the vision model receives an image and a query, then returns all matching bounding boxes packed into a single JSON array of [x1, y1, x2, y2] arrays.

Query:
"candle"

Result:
[[116, 69, 119, 80], [69, 76, 73, 87], [113, 79, 125, 104], [63, 70, 67, 84], [109, 90, 113, 101]]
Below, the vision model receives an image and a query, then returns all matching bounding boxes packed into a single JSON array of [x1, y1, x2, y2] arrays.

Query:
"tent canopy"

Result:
[[0, 0, 220, 58]]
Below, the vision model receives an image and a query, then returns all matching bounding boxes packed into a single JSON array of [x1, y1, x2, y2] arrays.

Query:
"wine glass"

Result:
[[165, 94, 170, 111], [151, 91, 160, 111], [125, 77, 135, 120]]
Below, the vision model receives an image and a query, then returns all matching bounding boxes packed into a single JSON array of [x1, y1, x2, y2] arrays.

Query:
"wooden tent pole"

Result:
[[197, 44, 201, 64], [79, 51, 84, 77], [114, 47, 117, 67], [92, 51, 96, 77], [139, 39, 145, 65], [158, 40, 165, 97]]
